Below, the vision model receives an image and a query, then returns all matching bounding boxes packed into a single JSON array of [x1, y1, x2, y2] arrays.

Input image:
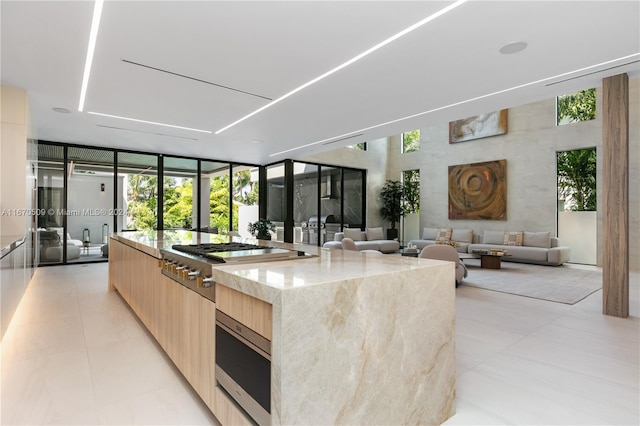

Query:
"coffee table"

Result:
[[462, 252, 510, 269], [400, 248, 420, 257]]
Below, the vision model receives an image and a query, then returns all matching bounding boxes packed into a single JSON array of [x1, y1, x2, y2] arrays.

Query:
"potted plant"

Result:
[[379, 180, 405, 240], [247, 218, 276, 240]]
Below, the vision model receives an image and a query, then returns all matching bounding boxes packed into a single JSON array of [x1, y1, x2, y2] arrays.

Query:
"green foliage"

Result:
[[379, 180, 405, 229], [126, 174, 158, 230], [233, 170, 258, 206], [210, 175, 231, 234], [163, 178, 193, 228], [247, 218, 275, 239], [557, 148, 596, 211], [402, 130, 420, 153], [348, 142, 366, 150], [402, 170, 420, 214], [557, 88, 596, 124]]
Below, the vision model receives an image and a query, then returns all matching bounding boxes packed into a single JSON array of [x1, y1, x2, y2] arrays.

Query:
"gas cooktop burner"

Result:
[[171, 242, 264, 257]]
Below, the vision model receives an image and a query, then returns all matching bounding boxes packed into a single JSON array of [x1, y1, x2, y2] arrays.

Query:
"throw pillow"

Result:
[[436, 228, 452, 242], [422, 227, 438, 240], [503, 231, 523, 246], [451, 229, 473, 243], [482, 230, 505, 245], [366, 227, 384, 241], [523, 231, 551, 248], [343, 228, 363, 241]]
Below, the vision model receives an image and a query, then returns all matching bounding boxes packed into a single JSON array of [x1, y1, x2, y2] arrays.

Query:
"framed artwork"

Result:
[[448, 159, 506, 220], [449, 109, 508, 143]]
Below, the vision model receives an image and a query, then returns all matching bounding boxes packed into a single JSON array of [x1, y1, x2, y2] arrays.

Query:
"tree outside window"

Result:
[[402, 130, 420, 153], [347, 142, 367, 150], [556, 88, 596, 125], [402, 169, 420, 214], [557, 148, 596, 211]]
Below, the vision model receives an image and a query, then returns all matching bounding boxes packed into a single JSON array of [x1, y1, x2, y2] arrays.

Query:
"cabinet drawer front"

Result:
[[216, 285, 272, 340]]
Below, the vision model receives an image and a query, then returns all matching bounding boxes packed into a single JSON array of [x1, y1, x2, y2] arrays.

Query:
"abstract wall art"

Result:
[[448, 159, 506, 220], [449, 109, 508, 143]]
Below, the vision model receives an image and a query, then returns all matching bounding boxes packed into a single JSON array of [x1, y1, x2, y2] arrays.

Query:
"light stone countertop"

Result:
[[112, 230, 448, 304], [112, 229, 456, 424]]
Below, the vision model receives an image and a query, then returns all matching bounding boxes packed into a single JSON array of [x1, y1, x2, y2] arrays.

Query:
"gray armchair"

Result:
[[419, 244, 468, 287]]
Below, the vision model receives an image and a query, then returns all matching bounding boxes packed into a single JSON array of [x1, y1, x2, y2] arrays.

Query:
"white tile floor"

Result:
[[1, 263, 638, 425]]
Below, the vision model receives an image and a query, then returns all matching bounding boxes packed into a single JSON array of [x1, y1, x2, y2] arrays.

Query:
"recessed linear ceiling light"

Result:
[[78, 0, 104, 112], [215, 0, 468, 135], [499, 41, 528, 55], [271, 52, 640, 158], [88, 111, 212, 134]]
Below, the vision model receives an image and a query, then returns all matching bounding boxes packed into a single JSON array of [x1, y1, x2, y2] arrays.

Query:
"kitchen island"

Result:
[[109, 230, 456, 425]]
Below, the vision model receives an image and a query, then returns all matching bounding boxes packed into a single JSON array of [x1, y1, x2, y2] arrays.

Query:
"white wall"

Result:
[[301, 77, 639, 271], [67, 175, 114, 243]]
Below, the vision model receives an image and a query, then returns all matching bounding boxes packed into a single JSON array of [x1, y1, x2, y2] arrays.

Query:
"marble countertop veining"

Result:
[[112, 230, 448, 304]]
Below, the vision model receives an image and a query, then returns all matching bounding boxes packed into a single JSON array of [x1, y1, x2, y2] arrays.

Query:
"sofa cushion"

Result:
[[482, 230, 505, 245], [451, 229, 473, 243], [504, 231, 523, 246], [436, 228, 452, 242], [422, 227, 438, 240], [366, 227, 384, 241], [343, 228, 363, 241], [376, 240, 400, 253], [523, 231, 551, 248]]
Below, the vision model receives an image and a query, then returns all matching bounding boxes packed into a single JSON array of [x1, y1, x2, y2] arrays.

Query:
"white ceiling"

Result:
[[2, 1, 639, 165]]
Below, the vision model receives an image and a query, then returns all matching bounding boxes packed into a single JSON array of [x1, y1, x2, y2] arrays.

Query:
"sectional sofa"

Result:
[[409, 228, 571, 266], [322, 227, 400, 253]]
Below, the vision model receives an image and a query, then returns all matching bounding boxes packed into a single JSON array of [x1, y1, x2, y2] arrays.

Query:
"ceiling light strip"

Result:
[[270, 52, 640, 157], [215, 0, 468, 135], [78, 0, 104, 112], [88, 111, 212, 133]]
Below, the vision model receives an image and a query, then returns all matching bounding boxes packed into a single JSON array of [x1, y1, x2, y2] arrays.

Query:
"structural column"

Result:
[[602, 73, 629, 318]]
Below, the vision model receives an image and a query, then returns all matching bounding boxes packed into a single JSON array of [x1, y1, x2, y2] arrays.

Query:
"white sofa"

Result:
[[467, 230, 571, 266], [323, 227, 400, 253], [409, 227, 474, 254]]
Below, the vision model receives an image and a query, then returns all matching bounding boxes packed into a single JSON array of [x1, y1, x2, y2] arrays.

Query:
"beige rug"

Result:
[[460, 259, 602, 304]]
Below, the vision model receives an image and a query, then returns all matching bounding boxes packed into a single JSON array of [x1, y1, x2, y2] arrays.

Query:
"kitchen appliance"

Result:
[[216, 310, 271, 425], [158, 242, 309, 303], [307, 214, 339, 245]]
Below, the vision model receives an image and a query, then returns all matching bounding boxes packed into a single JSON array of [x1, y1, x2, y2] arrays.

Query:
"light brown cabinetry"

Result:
[[216, 284, 273, 340], [108, 238, 215, 410]]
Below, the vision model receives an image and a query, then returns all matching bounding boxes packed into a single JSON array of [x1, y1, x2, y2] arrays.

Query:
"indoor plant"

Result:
[[379, 180, 406, 240], [247, 218, 276, 240]]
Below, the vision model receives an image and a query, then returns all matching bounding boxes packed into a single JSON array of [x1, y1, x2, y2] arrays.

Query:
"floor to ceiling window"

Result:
[[201, 161, 230, 234], [232, 165, 259, 237], [117, 152, 159, 231], [36, 144, 66, 265], [66, 146, 115, 263], [162, 156, 197, 230]]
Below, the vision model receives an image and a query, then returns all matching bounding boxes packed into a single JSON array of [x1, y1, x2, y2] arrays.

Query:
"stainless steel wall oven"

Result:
[[215, 310, 271, 425]]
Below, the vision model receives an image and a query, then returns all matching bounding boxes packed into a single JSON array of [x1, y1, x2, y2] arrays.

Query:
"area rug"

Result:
[[460, 259, 602, 304]]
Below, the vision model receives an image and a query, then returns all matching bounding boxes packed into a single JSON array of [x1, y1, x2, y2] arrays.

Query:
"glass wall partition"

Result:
[[66, 146, 115, 263], [293, 162, 318, 245], [163, 157, 197, 230], [266, 163, 286, 241], [320, 166, 342, 244], [36, 144, 65, 265], [343, 168, 365, 230], [117, 152, 159, 231], [201, 161, 230, 234], [232, 165, 259, 237]]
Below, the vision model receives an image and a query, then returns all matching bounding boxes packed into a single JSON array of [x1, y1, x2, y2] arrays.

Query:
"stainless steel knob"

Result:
[[202, 277, 214, 288], [187, 270, 200, 280]]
